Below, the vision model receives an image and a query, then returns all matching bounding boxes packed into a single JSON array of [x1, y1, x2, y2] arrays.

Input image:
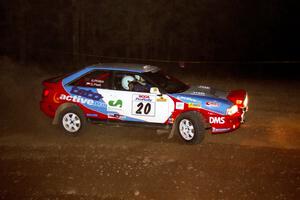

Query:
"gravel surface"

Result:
[[0, 59, 299, 199]]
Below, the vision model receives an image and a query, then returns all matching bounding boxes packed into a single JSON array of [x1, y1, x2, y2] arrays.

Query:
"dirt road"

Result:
[[0, 59, 299, 199]]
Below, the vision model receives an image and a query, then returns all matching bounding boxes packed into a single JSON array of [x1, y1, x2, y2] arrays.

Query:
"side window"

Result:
[[114, 72, 152, 93], [71, 70, 112, 89]]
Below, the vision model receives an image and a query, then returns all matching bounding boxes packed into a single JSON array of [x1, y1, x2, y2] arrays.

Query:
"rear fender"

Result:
[[52, 103, 81, 125]]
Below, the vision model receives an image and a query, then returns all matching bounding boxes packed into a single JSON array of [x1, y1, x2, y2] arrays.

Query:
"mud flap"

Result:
[[168, 124, 176, 139]]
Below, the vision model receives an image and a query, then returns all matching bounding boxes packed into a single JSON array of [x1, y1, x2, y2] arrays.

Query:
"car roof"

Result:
[[85, 63, 160, 73]]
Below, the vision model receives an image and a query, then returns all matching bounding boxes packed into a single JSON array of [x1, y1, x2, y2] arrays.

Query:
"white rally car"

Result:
[[40, 63, 248, 144]]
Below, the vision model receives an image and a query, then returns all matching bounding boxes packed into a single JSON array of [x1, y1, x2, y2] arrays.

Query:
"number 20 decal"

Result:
[[136, 102, 151, 115], [132, 94, 155, 116]]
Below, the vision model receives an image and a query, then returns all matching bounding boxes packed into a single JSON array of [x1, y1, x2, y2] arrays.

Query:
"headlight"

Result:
[[243, 94, 248, 107], [227, 105, 238, 115]]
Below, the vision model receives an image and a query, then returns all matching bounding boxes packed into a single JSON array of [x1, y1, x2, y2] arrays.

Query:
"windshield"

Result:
[[144, 70, 189, 93]]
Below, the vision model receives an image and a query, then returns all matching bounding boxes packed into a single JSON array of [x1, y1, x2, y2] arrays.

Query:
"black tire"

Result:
[[58, 106, 86, 136], [175, 111, 205, 144]]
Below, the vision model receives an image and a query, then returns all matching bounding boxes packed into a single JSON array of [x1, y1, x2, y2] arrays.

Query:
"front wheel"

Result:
[[59, 107, 86, 136], [175, 111, 205, 144]]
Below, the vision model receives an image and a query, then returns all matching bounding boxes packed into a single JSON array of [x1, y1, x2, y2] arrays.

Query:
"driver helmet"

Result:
[[121, 75, 135, 90], [134, 75, 146, 85]]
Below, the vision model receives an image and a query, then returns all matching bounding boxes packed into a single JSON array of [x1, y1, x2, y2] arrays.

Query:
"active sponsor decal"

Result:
[[59, 94, 106, 107], [108, 99, 123, 108], [206, 101, 220, 107], [176, 102, 184, 110], [53, 93, 61, 103], [209, 116, 225, 124], [70, 86, 103, 101], [188, 103, 201, 108]]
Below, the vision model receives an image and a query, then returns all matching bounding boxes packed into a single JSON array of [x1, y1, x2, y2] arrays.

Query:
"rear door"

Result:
[[64, 69, 113, 118]]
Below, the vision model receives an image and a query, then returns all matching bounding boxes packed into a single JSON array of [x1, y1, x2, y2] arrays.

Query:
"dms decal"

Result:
[[209, 117, 225, 124], [59, 94, 105, 107], [70, 86, 103, 101]]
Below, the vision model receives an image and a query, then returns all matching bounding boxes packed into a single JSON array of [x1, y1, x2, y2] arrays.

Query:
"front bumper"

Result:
[[210, 112, 244, 134]]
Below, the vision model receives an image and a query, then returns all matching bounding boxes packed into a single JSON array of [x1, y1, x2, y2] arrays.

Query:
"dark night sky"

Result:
[[0, 0, 299, 78]]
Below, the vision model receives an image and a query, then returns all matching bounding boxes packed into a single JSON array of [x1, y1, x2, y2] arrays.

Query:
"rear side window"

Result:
[[70, 70, 112, 89]]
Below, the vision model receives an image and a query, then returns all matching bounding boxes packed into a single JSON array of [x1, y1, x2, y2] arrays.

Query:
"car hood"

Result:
[[182, 85, 228, 99], [171, 85, 233, 115]]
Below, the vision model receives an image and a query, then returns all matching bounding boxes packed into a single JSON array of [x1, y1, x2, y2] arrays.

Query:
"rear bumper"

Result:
[[40, 101, 56, 118]]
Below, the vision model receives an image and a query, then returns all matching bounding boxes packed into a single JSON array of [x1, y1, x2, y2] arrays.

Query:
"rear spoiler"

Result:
[[42, 73, 69, 87]]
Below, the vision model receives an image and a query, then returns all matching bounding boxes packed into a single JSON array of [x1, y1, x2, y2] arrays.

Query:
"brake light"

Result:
[[43, 89, 50, 97]]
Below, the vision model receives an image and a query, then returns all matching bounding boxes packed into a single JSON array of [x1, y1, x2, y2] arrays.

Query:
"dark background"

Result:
[[1, 0, 299, 79]]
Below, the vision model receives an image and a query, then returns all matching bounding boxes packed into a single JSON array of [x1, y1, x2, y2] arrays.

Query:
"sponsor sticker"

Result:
[[209, 116, 225, 124], [70, 86, 103, 101], [156, 96, 167, 102], [108, 99, 123, 108], [86, 113, 98, 117], [176, 102, 184, 110], [135, 94, 153, 102], [108, 113, 125, 120], [206, 101, 220, 107], [188, 103, 201, 108], [179, 96, 198, 102]]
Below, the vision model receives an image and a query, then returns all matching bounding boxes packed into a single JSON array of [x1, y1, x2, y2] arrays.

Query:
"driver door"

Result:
[[100, 72, 174, 123]]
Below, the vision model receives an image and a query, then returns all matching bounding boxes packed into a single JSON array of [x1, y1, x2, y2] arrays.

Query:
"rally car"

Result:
[[40, 63, 248, 144]]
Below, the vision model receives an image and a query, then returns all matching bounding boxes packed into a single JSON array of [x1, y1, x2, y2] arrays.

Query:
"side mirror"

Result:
[[150, 87, 161, 95]]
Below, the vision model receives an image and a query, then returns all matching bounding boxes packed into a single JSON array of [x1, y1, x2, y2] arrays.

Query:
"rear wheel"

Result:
[[175, 111, 205, 144], [59, 107, 86, 136]]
